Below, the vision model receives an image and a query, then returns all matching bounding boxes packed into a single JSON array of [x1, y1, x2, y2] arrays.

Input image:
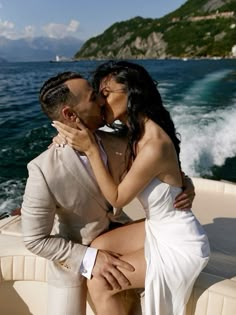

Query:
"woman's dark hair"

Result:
[[92, 60, 181, 166]]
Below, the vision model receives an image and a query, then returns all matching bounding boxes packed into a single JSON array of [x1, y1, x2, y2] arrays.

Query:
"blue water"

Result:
[[0, 59, 236, 214]]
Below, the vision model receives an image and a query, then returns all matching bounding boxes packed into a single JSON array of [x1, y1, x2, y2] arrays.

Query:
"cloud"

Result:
[[0, 18, 80, 40], [0, 3, 3, 9], [42, 19, 80, 38], [0, 19, 15, 38], [0, 19, 36, 39], [23, 25, 35, 38]]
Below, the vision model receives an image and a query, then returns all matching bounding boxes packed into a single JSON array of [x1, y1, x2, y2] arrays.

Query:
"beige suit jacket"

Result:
[[21, 130, 129, 288]]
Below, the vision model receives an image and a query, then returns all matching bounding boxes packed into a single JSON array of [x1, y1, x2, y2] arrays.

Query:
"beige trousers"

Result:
[[47, 282, 87, 315]]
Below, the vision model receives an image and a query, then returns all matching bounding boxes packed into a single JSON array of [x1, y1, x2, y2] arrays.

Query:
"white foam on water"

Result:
[[181, 107, 235, 176], [0, 179, 25, 215], [172, 100, 236, 177], [168, 68, 236, 177]]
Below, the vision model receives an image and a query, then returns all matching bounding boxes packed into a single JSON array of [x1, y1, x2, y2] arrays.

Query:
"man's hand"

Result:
[[92, 250, 134, 290], [174, 175, 195, 210]]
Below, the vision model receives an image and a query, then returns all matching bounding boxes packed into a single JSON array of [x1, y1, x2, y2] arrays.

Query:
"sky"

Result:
[[0, 0, 187, 41]]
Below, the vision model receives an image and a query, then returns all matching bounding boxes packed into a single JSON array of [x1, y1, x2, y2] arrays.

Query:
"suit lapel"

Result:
[[60, 145, 108, 209]]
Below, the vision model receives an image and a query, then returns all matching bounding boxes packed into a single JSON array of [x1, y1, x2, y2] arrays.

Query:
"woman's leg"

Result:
[[88, 221, 146, 315], [92, 220, 145, 254]]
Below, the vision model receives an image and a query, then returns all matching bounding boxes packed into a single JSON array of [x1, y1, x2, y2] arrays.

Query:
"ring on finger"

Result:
[[63, 136, 67, 146]]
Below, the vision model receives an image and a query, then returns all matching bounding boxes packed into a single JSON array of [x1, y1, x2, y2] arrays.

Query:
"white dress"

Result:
[[137, 178, 210, 315]]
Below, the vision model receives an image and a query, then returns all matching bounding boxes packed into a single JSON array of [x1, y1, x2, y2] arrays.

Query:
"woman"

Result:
[[53, 61, 210, 315]]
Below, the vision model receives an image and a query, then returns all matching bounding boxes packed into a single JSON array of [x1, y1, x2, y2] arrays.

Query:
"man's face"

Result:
[[66, 78, 105, 131]]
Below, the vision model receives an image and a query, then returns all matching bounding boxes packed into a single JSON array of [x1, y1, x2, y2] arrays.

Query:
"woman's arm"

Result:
[[52, 120, 195, 209], [52, 120, 165, 208], [88, 141, 164, 207]]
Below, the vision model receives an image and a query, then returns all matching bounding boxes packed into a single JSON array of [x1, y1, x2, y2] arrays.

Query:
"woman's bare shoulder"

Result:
[[139, 137, 171, 160]]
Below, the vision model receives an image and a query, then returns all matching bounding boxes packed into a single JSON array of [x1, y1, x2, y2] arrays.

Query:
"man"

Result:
[[21, 71, 194, 315]]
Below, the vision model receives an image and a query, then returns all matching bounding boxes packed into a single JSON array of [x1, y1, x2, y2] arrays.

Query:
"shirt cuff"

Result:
[[80, 247, 98, 279]]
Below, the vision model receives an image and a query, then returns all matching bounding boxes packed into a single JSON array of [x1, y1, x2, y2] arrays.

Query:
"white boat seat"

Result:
[[0, 178, 236, 314]]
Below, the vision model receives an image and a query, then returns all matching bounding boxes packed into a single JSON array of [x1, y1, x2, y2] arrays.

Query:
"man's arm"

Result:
[[21, 161, 133, 290], [21, 161, 88, 272]]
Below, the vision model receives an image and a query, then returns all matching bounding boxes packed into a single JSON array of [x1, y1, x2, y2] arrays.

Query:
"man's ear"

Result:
[[61, 106, 77, 122]]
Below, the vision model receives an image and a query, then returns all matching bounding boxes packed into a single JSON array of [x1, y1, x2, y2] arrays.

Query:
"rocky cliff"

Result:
[[75, 0, 236, 59]]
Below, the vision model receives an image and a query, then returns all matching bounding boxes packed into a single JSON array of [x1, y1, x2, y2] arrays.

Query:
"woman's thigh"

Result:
[[118, 248, 146, 289], [92, 220, 145, 255], [88, 248, 146, 292]]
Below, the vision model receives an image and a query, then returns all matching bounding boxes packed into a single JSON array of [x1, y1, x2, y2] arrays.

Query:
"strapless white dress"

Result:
[[137, 178, 210, 315]]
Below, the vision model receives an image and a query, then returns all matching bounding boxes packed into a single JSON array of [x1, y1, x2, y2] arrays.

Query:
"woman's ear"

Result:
[[61, 106, 77, 121]]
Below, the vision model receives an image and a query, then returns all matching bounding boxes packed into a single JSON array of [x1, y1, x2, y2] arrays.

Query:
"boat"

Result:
[[0, 177, 236, 314], [50, 55, 77, 63]]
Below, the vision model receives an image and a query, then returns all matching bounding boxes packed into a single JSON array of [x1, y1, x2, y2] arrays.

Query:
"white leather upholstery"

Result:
[[0, 178, 236, 315], [187, 273, 236, 315]]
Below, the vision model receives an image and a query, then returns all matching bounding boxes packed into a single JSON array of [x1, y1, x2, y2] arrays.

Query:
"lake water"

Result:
[[0, 59, 235, 214]]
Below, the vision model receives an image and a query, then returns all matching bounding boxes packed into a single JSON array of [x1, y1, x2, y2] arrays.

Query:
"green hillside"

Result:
[[75, 0, 236, 59]]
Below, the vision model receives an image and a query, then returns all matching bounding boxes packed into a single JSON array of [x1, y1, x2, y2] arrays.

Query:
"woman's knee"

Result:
[[91, 234, 108, 249], [87, 277, 114, 302]]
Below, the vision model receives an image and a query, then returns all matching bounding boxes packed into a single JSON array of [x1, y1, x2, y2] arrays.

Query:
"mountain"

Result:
[[0, 36, 84, 62], [75, 0, 236, 59]]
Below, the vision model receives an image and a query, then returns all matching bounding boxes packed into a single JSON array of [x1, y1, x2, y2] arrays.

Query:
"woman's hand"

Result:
[[52, 119, 98, 154], [48, 134, 67, 148]]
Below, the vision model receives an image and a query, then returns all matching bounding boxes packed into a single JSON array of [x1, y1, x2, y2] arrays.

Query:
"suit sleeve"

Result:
[[21, 161, 87, 275]]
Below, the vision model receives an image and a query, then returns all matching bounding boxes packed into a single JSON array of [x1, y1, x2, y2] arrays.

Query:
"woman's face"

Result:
[[100, 76, 128, 124]]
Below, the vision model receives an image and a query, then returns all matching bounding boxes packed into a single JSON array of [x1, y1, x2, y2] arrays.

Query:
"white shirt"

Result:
[[76, 135, 108, 280]]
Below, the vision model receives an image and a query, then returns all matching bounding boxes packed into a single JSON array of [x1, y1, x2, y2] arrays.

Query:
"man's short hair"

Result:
[[39, 71, 83, 120]]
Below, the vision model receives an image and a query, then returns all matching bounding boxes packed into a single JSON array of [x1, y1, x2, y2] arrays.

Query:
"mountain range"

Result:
[[75, 0, 236, 59], [0, 36, 83, 62], [0, 0, 235, 62]]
